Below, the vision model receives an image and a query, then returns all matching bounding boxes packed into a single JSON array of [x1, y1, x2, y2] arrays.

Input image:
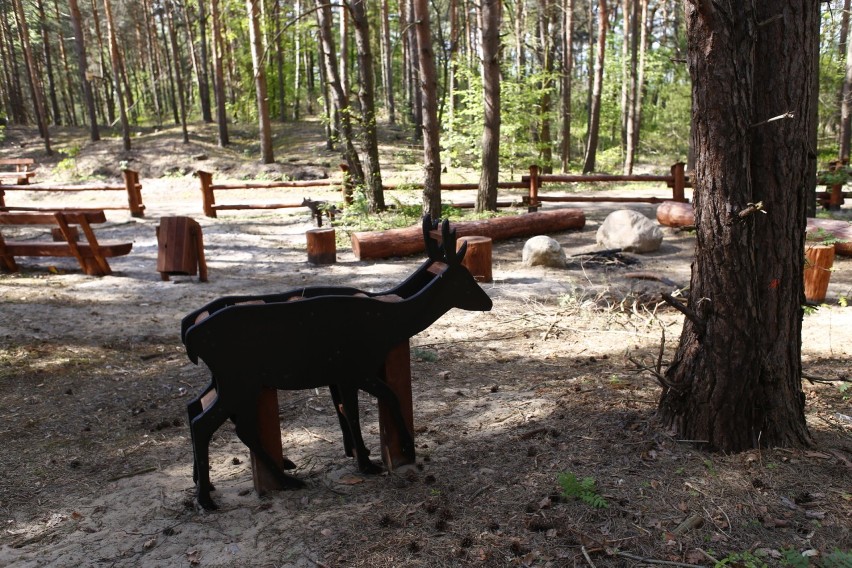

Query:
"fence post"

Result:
[[197, 170, 217, 218], [528, 165, 540, 212], [340, 163, 353, 205], [123, 169, 144, 217], [671, 162, 686, 203]]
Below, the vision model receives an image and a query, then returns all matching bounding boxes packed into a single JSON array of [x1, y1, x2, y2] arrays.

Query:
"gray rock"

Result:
[[522, 236, 567, 268], [596, 209, 663, 253]]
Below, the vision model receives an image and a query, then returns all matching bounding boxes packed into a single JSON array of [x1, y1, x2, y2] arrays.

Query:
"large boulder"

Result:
[[596, 209, 663, 253], [522, 235, 567, 268]]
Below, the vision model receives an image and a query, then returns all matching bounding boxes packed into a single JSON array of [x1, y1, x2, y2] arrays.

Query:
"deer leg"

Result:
[[232, 412, 306, 491], [337, 386, 382, 474], [360, 378, 416, 463], [187, 380, 215, 485], [190, 399, 230, 511], [329, 385, 355, 457]]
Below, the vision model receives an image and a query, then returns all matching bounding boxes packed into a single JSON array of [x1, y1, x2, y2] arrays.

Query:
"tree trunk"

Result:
[[476, 0, 501, 213], [350, 0, 385, 212], [339, 3, 350, 102], [537, 0, 554, 173], [36, 0, 61, 125], [211, 0, 229, 145], [379, 0, 395, 124], [102, 0, 130, 150], [560, 0, 574, 172], [314, 0, 364, 183], [413, 0, 441, 218], [840, 13, 852, 162], [658, 0, 817, 452], [166, 0, 189, 143], [623, 0, 641, 174], [273, 0, 286, 121], [52, 0, 78, 125], [196, 0, 213, 122], [0, 6, 28, 125], [13, 0, 52, 154], [294, 0, 302, 120], [90, 0, 115, 125], [69, 0, 100, 141], [179, 0, 211, 124], [582, 0, 607, 173], [246, 0, 274, 163]]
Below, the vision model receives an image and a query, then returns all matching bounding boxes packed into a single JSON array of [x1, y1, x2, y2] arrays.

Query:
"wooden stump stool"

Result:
[[306, 227, 336, 264], [156, 216, 208, 282], [457, 236, 493, 283], [804, 244, 835, 303]]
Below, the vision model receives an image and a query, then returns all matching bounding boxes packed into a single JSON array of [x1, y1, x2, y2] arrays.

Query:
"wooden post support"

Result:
[[251, 386, 288, 495], [340, 164, 353, 205], [528, 165, 540, 212], [122, 169, 144, 217], [197, 171, 217, 218], [157, 216, 208, 281], [379, 341, 415, 470], [804, 244, 835, 303], [306, 227, 336, 264], [0, 189, 5, 209], [671, 162, 687, 203], [457, 236, 493, 283]]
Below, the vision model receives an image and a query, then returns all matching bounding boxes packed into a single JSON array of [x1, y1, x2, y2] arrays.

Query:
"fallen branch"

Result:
[[661, 293, 706, 336]]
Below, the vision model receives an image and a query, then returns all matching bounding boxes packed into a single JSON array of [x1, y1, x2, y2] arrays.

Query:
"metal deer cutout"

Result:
[[182, 216, 493, 509]]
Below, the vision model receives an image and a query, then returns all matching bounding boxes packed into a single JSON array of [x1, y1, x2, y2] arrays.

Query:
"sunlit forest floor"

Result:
[[0, 121, 850, 567]]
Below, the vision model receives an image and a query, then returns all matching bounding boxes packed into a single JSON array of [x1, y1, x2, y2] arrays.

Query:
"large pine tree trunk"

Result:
[[314, 0, 364, 183], [166, 0, 189, 143], [102, 0, 130, 150], [476, 0, 501, 213], [13, 0, 52, 154], [196, 0, 213, 122], [582, 0, 607, 173], [381, 0, 396, 124], [210, 0, 229, 145], [413, 0, 441, 218], [559, 0, 574, 172], [36, 0, 61, 126], [350, 0, 385, 212], [246, 0, 273, 163], [658, 0, 816, 452], [69, 0, 100, 141]]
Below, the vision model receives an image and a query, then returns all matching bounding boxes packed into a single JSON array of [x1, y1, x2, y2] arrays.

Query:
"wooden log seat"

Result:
[[0, 158, 36, 185], [656, 200, 695, 228], [156, 216, 208, 282], [0, 210, 132, 276], [457, 235, 493, 283], [306, 227, 336, 265]]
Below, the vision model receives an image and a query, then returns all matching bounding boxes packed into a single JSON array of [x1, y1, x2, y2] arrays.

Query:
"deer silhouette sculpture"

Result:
[[183, 216, 493, 509]]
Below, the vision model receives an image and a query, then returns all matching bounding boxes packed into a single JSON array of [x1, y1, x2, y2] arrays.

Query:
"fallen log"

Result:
[[656, 200, 694, 227], [351, 209, 585, 260]]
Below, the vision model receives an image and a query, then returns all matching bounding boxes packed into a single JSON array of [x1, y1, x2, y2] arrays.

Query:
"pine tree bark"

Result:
[[36, 0, 61, 125], [102, 0, 130, 150], [166, 0, 189, 143], [476, 0, 501, 213], [536, 0, 554, 173], [314, 0, 364, 183], [196, 0, 213, 122], [413, 0, 441, 218], [246, 0, 274, 163], [582, 0, 607, 173], [210, 0, 229, 145], [380, 0, 396, 124], [69, 0, 100, 140], [560, 0, 574, 171], [350, 0, 385, 212], [658, 0, 817, 452], [13, 0, 52, 153]]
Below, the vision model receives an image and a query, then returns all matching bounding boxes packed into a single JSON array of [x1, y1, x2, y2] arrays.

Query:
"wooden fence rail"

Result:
[[0, 169, 145, 217], [197, 163, 690, 217]]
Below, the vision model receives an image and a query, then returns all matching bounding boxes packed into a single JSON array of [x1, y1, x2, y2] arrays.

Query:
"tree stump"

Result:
[[378, 341, 415, 470], [457, 236, 493, 283], [804, 244, 835, 303], [157, 216, 208, 281], [306, 228, 336, 264]]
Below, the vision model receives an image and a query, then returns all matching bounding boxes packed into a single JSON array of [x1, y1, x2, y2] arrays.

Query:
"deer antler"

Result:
[[441, 219, 467, 265], [423, 215, 442, 261]]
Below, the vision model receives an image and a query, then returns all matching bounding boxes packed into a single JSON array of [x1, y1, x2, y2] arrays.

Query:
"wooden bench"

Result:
[[0, 210, 132, 276], [0, 158, 36, 185]]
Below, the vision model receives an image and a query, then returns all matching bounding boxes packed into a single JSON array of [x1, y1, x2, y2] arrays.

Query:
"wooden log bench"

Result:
[[0, 169, 145, 217], [0, 210, 133, 276], [0, 158, 36, 185]]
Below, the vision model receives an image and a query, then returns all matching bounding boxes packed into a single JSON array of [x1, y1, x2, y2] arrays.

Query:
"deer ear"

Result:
[[423, 215, 442, 260]]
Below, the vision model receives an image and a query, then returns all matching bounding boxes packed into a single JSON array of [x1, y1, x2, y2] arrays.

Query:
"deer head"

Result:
[[428, 217, 492, 313]]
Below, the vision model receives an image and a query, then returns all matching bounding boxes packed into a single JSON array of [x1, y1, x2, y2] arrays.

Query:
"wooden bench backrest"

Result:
[[0, 158, 34, 171]]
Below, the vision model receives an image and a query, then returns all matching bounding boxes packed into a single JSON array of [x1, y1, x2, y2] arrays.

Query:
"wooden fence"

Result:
[[197, 162, 690, 217], [0, 169, 145, 217]]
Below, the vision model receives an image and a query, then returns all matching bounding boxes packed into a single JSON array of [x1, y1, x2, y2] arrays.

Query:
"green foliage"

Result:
[[714, 550, 768, 568], [806, 228, 847, 247], [557, 472, 608, 509]]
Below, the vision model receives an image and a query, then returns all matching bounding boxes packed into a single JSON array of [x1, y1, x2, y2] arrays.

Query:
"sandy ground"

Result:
[[0, 126, 850, 567]]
